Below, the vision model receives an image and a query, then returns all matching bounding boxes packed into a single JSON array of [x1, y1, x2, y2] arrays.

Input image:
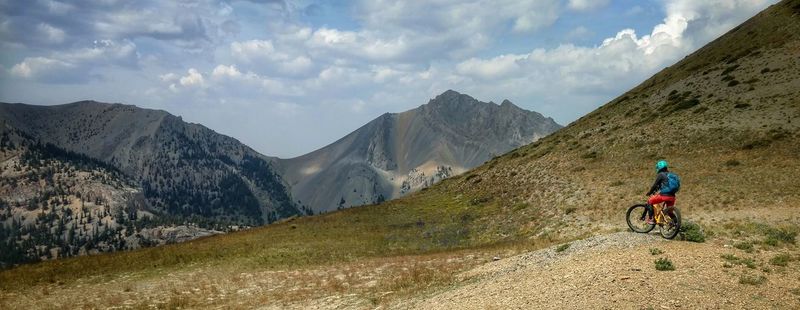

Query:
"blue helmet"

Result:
[[655, 160, 668, 172]]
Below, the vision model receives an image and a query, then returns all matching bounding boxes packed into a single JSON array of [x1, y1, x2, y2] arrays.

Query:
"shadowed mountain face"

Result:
[[0, 102, 300, 226], [277, 90, 562, 213]]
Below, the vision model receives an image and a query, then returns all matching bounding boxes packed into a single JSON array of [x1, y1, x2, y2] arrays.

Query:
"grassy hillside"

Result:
[[2, 0, 800, 308]]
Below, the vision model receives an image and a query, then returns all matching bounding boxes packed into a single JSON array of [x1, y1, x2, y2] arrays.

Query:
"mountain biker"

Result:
[[644, 160, 679, 224]]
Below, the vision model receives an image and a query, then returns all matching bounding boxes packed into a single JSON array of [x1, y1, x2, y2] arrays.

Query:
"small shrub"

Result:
[[563, 207, 577, 215], [727, 80, 740, 87], [672, 98, 700, 112], [650, 248, 663, 255], [769, 253, 792, 266], [744, 78, 760, 84], [556, 243, 571, 253], [721, 254, 757, 268], [791, 288, 800, 296], [733, 103, 751, 109], [680, 221, 706, 242], [741, 258, 757, 269], [609, 180, 624, 187], [655, 257, 675, 271], [760, 67, 770, 74], [581, 151, 598, 159], [721, 64, 740, 75], [764, 227, 797, 246], [724, 159, 741, 167], [738, 274, 766, 285], [733, 241, 753, 252], [721, 253, 739, 262]]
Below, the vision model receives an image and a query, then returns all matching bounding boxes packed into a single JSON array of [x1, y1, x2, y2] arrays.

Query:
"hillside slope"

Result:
[[1, 0, 799, 308], [0, 127, 221, 267], [277, 90, 561, 213], [0, 102, 300, 226]]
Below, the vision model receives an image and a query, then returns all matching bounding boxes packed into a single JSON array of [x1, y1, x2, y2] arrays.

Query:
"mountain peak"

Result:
[[425, 90, 480, 111], [500, 99, 517, 108], [438, 89, 463, 98]]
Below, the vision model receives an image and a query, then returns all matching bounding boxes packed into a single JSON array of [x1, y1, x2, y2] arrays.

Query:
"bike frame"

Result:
[[653, 203, 674, 225]]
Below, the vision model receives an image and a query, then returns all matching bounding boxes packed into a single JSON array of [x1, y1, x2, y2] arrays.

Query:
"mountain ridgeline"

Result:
[[0, 102, 300, 227], [276, 90, 562, 213]]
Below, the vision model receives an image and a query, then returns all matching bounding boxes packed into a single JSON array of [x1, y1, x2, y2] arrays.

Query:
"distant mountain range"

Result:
[[0, 102, 299, 225], [276, 90, 561, 213], [0, 90, 560, 266]]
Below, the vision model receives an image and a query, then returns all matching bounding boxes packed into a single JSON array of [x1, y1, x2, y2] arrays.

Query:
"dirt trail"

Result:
[[392, 232, 800, 309]]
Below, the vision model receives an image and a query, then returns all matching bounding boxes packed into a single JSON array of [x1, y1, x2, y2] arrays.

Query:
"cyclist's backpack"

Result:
[[660, 172, 681, 195]]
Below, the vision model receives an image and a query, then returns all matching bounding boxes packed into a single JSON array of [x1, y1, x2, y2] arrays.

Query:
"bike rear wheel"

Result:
[[626, 204, 655, 233], [659, 207, 681, 239]]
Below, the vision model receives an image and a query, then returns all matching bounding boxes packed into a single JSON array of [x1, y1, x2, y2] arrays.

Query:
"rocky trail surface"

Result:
[[393, 232, 800, 309]]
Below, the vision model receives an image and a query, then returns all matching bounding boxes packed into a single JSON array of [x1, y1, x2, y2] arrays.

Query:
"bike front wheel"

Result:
[[659, 207, 681, 239], [626, 204, 655, 233]]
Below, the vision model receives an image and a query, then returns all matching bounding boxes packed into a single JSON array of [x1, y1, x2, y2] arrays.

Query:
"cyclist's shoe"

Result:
[[645, 218, 655, 225]]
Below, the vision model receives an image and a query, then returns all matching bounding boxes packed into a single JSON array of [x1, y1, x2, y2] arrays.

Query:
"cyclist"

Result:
[[644, 160, 679, 224]]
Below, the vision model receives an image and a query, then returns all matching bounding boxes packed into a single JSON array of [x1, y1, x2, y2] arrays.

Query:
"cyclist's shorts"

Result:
[[648, 194, 676, 207]]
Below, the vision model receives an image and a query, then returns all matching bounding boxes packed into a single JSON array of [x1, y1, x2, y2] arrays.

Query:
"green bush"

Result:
[[655, 257, 675, 271], [733, 241, 753, 253], [556, 243, 571, 253], [680, 221, 706, 243], [721, 254, 757, 268], [650, 248, 663, 255], [739, 274, 766, 285], [770, 253, 792, 266], [764, 227, 797, 246]]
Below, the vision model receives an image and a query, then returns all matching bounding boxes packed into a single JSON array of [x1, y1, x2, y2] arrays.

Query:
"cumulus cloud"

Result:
[[179, 68, 205, 87], [10, 57, 75, 80], [448, 0, 775, 121]]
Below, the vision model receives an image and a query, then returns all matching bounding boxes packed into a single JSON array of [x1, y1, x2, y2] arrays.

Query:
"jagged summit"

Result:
[[276, 90, 562, 213]]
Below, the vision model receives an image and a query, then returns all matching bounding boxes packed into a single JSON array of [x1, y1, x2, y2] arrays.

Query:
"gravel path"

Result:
[[392, 232, 800, 309]]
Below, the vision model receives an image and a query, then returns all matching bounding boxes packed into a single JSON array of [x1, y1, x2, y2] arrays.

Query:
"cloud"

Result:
[[36, 23, 66, 44], [306, 28, 410, 62], [179, 68, 205, 87], [230, 39, 314, 76], [302, 0, 563, 62], [7, 39, 139, 83], [568, 0, 611, 11], [448, 0, 775, 122], [0, 0, 246, 51], [10, 57, 75, 80], [566, 26, 592, 39], [456, 54, 527, 80]]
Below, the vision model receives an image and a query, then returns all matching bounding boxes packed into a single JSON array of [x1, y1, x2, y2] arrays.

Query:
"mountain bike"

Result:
[[626, 201, 681, 239]]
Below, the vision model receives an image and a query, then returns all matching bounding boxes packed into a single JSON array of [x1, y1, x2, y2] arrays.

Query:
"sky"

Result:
[[0, 0, 778, 158]]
